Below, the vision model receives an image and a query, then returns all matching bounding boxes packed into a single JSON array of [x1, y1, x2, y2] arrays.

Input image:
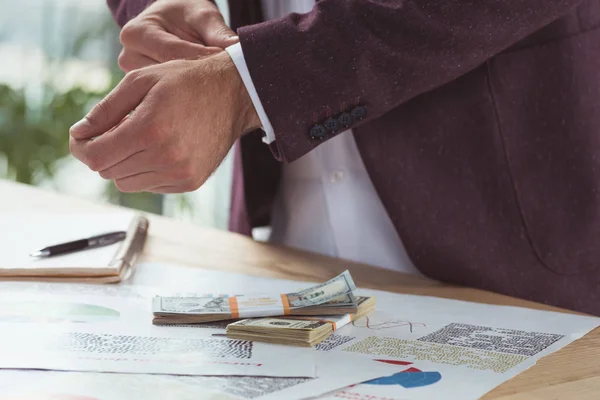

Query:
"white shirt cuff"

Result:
[[225, 42, 276, 144]]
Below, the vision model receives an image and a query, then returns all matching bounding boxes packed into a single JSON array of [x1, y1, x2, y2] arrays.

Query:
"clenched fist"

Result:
[[118, 0, 239, 72], [69, 52, 260, 193]]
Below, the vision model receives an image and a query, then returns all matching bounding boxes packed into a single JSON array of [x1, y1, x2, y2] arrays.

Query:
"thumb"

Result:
[[70, 71, 156, 140], [202, 15, 239, 48]]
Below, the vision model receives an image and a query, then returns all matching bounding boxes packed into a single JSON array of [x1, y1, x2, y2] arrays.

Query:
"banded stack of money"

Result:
[[152, 271, 358, 325], [226, 296, 376, 346]]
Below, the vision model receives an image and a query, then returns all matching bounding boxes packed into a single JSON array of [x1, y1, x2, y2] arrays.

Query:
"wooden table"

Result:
[[2, 179, 599, 399]]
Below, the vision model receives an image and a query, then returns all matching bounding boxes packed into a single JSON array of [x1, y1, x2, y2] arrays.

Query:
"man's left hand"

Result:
[[69, 52, 260, 193]]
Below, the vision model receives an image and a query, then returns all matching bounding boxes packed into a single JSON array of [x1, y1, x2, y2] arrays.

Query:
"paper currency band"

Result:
[[229, 297, 240, 319], [280, 293, 291, 315], [228, 294, 292, 319], [320, 314, 353, 331]]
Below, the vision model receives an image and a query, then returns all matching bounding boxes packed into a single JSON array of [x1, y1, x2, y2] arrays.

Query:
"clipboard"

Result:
[[0, 212, 149, 283]]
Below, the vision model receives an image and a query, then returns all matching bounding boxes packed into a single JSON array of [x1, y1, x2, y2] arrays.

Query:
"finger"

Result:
[[125, 27, 220, 63], [70, 111, 148, 172], [69, 70, 157, 140], [99, 148, 165, 180], [118, 49, 158, 73], [114, 171, 186, 193], [193, 12, 239, 49]]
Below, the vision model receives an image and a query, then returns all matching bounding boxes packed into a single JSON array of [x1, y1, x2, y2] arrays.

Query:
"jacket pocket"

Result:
[[488, 27, 600, 275]]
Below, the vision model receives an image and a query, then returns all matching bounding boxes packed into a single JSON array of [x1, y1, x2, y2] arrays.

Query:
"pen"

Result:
[[30, 231, 128, 258]]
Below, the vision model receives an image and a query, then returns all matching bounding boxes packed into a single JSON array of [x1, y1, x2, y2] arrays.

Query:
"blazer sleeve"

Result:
[[106, 0, 153, 27], [106, 0, 221, 27], [237, 0, 584, 162]]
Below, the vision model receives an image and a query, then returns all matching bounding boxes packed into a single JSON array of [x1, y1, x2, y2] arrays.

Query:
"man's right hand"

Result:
[[117, 0, 239, 72]]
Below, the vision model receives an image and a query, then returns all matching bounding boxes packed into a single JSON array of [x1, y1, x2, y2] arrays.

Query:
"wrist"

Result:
[[218, 51, 261, 138]]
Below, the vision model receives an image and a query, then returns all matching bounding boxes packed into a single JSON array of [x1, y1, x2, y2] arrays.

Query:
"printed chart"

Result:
[[0, 266, 597, 400], [0, 327, 317, 378], [0, 301, 120, 324], [364, 360, 441, 388]]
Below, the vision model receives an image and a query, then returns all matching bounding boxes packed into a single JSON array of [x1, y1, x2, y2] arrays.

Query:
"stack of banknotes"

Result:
[[152, 270, 375, 346], [226, 296, 376, 346]]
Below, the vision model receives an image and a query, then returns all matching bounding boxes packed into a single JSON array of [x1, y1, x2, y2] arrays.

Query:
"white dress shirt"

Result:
[[225, 0, 420, 275]]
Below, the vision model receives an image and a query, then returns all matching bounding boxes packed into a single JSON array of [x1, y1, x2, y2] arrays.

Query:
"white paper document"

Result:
[[0, 360, 395, 400], [0, 289, 316, 378], [0, 263, 597, 400], [0, 370, 239, 400], [0, 212, 134, 271], [309, 289, 600, 400], [128, 263, 600, 400], [0, 280, 397, 399]]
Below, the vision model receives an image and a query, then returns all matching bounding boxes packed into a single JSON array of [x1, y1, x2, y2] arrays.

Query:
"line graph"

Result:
[[352, 317, 426, 333]]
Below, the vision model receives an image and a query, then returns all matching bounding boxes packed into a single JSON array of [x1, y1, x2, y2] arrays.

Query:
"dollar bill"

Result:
[[226, 296, 376, 346], [226, 316, 343, 347], [231, 318, 329, 331], [285, 270, 357, 308], [152, 271, 358, 324], [318, 292, 357, 308], [153, 295, 234, 315]]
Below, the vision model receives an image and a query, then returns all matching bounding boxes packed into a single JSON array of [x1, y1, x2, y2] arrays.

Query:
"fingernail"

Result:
[[70, 117, 91, 138]]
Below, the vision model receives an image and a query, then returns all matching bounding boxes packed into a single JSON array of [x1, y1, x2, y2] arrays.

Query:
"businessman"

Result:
[[71, 0, 600, 315]]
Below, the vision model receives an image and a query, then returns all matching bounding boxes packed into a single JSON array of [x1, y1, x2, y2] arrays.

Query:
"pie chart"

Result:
[[365, 371, 442, 388], [365, 359, 442, 388], [0, 301, 120, 323]]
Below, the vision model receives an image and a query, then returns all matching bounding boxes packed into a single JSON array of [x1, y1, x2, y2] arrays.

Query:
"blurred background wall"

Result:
[[0, 0, 233, 229]]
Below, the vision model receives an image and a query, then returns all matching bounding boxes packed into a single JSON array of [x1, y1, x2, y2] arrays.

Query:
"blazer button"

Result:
[[324, 117, 340, 132], [309, 124, 327, 140], [338, 112, 355, 127], [350, 105, 367, 120]]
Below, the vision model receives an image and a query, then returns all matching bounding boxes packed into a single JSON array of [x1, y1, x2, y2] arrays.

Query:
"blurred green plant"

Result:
[[0, 2, 182, 215], [0, 84, 98, 184]]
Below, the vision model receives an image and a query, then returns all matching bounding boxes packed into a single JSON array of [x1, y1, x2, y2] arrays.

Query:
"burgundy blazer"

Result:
[[108, 0, 600, 316]]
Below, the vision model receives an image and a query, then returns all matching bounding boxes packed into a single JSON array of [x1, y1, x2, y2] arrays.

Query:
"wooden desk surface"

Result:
[[2, 179, 599, 399]]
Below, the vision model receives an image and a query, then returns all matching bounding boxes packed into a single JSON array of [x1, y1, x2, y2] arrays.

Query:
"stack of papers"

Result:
[[0, 263, 597, 400]]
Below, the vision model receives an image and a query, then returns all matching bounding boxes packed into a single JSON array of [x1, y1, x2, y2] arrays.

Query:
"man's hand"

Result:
[[118, 0, 239, 72], [69, 52, 260, 193]]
